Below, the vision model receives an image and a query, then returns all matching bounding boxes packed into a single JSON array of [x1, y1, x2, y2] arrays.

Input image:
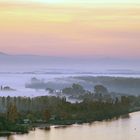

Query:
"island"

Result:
[[0, 84, 140, 136]]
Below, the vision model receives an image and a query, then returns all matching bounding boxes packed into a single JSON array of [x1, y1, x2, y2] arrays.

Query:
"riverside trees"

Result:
[[0, 95, 131, 125]]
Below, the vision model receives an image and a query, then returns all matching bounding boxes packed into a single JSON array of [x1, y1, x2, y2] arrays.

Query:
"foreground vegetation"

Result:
[[0, 84, 140, 135], [0, 96, 132, 134]]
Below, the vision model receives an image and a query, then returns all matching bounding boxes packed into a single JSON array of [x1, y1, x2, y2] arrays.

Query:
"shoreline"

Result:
[[0, 111, 135, 137], [0, 95, 139, 137]]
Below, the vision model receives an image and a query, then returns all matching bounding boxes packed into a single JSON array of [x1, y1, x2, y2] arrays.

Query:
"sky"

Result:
[[1, 0, 140, 4], [0, 0, 140, 58]]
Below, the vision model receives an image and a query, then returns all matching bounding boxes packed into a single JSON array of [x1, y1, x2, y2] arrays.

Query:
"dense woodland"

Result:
[[0, 84, 140, 134]]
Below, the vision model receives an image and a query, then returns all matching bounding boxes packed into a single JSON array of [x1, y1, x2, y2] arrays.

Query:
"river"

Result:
[[0, 112, 140, 140]]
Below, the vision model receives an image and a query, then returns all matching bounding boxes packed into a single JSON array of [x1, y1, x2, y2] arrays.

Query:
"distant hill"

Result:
[[0, 52, 140, 72], [0, 52, 66, 65], [0, 52, 8, 56]]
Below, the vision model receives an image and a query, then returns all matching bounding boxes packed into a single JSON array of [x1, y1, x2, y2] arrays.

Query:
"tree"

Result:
[[7, 103, 19, 123], [62, 87, 72, 94], [62, 83, 85, 95], [115, 97, 119, 104], [43, 109, 51, 122], [121, 96, 130, 105], [72, 83, 85, 94], [94, 85, 108, 94], [46, 88, 54, 93]]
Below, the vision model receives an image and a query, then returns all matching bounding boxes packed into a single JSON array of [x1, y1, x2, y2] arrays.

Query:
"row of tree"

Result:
[[0, 95, 132, 125]]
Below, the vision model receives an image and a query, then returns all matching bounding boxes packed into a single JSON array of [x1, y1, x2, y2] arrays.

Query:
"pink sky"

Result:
[[0, 2, 140, 58]]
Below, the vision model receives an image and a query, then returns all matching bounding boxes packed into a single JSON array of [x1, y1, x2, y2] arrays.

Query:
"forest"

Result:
[[0, 93, 139, 134], [1, 83, 140, 135]]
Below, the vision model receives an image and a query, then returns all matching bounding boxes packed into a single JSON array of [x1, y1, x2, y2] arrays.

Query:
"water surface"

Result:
[[1, 112, 140, 140]]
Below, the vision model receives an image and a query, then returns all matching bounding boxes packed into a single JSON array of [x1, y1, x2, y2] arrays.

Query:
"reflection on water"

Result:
[[1, 112, 140, 140]]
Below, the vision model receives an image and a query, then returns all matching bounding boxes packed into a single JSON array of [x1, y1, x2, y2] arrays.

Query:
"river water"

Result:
[[0, 112, 140, 140]]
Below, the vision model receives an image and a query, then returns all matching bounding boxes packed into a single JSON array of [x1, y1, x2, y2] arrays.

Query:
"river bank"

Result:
[[0, 111, 130, 137], [0, 94, 139, 137], [1, 111, 140, 140]]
